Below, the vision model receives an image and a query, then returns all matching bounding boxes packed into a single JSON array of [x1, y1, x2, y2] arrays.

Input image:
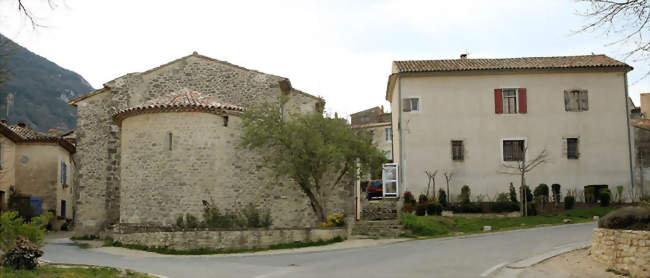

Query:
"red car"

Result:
[[366, 180, 383, 200]]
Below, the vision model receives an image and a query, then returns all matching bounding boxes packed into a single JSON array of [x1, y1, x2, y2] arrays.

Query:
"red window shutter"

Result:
[[494, 89, 503, 114], [518, 88, 527, 113]]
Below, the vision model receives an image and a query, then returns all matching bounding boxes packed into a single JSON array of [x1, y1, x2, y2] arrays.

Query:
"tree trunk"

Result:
[[300, 184, 327, 223]]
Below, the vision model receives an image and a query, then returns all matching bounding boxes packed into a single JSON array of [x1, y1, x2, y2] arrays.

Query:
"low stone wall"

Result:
[[361, 200, 399, 220], [591, 228, 650, 278], [352, 219, 403, 238], [112, 226, 347, 251]]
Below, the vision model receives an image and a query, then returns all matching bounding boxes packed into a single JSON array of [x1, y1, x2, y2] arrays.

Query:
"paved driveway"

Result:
[[42, 222, 597, 278]]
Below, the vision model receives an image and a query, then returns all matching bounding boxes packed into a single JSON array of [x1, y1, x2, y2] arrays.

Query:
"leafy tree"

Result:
[[240, 99, 386, 222], [0, 211, 50, 250]]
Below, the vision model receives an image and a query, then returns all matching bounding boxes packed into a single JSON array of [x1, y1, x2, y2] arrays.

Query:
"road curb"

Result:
[[487, 241, 591, 277]]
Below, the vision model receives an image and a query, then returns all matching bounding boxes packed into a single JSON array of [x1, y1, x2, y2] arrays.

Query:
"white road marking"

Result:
[[480, 261, 508, 277]]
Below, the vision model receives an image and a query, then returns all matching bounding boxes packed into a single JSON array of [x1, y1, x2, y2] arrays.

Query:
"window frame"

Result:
[[567, 138, 579, 159], [502, 88, 518, 114], [385, 127, 392, 142], [402, 97, 421, 113], [451, 140, 464, 161], [500, 137, 527, 162]]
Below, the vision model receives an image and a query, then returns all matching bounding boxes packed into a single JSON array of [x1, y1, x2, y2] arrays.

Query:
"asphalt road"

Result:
[[42, 222, 597, 278]]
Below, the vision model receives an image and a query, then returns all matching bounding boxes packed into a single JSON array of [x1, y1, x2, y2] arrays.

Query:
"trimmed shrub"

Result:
[[509, 183, 518, 203], [1, 236, 43, 270], [418, 194, 428, 204], [534, 184, 550, 206], [426, 202, 442, 216], [403, 191, 416, 205], [616, 185, 624, 203], [599, 188, 611, 207], [415, 203, 427, 216], [598, 207, 650, 231], [438, 189, 448, 208], [489, 193, 520, 212], [551, 184, 561, 205], [564, 195, 576, 210], [460, 185, 471, 204]]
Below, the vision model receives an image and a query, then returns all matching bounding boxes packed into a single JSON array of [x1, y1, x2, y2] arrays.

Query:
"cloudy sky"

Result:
[[0, 0, 648, 118]]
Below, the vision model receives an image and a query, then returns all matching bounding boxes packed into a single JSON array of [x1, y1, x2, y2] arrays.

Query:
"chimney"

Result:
[[17, 122, 26, 128], [460, 53, 468, 59]]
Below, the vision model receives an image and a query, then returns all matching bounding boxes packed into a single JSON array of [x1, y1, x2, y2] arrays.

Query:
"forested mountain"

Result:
[[0, 34, 94, 132]]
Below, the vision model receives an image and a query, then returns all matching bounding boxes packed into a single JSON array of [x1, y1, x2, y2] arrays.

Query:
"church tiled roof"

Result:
[[112, 88, 244, 123]]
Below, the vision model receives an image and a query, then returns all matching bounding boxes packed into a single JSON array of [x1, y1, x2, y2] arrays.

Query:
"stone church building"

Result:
[[69, 52, 352, 235]]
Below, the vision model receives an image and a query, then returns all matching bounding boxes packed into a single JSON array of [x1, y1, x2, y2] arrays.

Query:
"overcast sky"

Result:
[[0, 0, 648, 118]]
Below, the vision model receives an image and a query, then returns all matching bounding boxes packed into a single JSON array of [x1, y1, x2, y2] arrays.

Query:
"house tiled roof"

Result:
[[632, 118, 650, 131], [392, 55, 632, 73], [0, 122, 75, 153], [113, 88, 244, 123]]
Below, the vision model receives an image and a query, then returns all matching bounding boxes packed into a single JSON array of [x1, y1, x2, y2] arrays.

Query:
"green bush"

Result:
[[534, 184, 550, 206], [426, 202, 442, 216], [1, 236, 43, 270], [598, 207, 650, 231], [599, 189, 611, 207], [489, 193, 520, 212], [185, 213, 199, 228], [415, 203, 427, 216], [551, 184, 561, 204], [451, 202, 483, 213], [564, 195, 576, 210], [438, 189, 447, 208], [460, 185, 471, 204], [0, 211, 51, 250], [242, 203, 261, 228], [526, 201, 538, 216], [7, 192, 35, 222], [418, 194, 428, 204], [509, 183, 518, 203], [520, 185, 533, 202], [402, 203, 415, 213]]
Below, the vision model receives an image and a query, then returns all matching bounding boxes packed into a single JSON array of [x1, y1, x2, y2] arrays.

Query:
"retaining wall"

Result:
[[591, 228, 650, 278], [112, 226, 347, 251]]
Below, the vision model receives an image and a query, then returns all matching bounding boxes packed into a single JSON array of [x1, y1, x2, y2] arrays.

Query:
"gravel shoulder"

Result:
[[521, 248, 626, 278]]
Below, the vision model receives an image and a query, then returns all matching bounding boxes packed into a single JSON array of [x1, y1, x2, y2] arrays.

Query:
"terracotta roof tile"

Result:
[[113, 88, 244, 123], [0, 122, 75, 153], [393, 55, 631, 73]]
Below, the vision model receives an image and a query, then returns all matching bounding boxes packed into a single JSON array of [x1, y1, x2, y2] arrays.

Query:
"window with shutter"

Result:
[[564, 90, 588, 112], [494, 89, 503, 114], [567, 138, 579, 159], [518, 88, 527, 113], [503, 140, 525, 161]]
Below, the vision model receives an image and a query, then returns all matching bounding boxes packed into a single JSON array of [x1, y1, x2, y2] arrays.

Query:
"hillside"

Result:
[[0, 34, 94, 132]]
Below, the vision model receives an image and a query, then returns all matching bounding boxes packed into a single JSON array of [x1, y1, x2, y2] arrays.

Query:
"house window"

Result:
[[502, 89, 517, 114], [60, 200, 66, 217], [385, 127, 392, 142], [452, 140, 464, 161], [60, 162, 67, 184], [503, 140, 525, 161], [567, 138, 579, 159], [564, 90, 589, 112], [403, 98, 419, 112]]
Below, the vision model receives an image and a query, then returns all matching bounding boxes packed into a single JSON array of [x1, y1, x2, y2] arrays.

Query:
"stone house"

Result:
[[68, 52, 353, 235], [0, 121, 75, 228], [350, 106, 393, 162], [386, 54, 635, 200]]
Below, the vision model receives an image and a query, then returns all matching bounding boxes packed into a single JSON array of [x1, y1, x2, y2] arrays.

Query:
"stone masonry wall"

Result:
[[591, 228, 650, 278], [112, 227, 347, 251], [74, 53, 330, 235]]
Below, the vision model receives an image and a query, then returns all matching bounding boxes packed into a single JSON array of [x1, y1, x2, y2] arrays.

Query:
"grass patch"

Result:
[[401, 207, 616, 237], [105, 236, 344, 255], [0, 265, 151, 278]]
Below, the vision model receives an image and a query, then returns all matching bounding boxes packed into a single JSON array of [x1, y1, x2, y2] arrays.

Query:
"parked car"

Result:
[[367, 180, 383, 200]]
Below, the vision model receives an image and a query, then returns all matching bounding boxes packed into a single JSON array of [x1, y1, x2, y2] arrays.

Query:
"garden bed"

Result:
[[401, 207, 616, 237]]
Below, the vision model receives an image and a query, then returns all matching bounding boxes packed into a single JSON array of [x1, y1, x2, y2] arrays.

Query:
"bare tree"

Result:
[[424, 169, 438, 200], [14, 0, 59, 29], [499, 148, 549, 216], [577, 0, 650, 77], [443, 170, 454, 203]]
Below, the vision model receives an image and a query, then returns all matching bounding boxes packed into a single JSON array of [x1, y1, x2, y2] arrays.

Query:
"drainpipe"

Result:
[[397, 76, 405, 197], [624, 73, 636, 198]]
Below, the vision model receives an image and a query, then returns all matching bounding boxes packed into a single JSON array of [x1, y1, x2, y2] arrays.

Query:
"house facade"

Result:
[[0, 122, 75, 227], [350, 106, 393, 161], [386, 55, 634, 200], [69, 52, 353, 235]]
